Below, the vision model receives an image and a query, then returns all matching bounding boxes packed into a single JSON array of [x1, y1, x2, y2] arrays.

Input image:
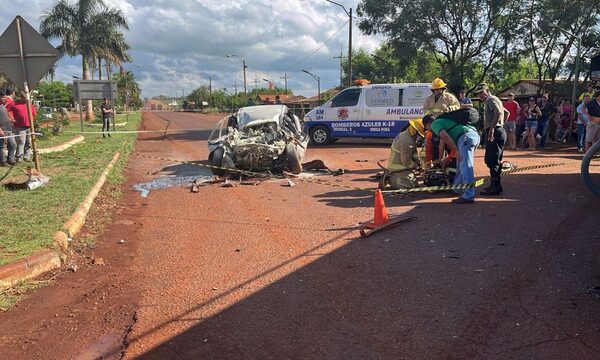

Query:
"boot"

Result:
[[480, 180, 502, 196]]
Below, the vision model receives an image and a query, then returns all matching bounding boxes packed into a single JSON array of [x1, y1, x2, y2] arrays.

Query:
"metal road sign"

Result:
[[73, 80, 118, 100], [0, 16, 59, 88]]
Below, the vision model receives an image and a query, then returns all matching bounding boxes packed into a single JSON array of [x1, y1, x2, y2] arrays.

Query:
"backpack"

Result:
[[439, 107, 480, 127]]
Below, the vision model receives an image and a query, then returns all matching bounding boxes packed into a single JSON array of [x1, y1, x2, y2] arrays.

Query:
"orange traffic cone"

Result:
[[366, 189, 389, 229]]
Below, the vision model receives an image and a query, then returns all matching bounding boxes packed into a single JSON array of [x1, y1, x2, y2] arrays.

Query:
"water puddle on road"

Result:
[[74, 334, 121, 360], [133, 175, 214, 197]]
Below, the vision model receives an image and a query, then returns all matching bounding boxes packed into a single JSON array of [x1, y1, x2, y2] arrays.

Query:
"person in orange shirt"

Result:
[[425, 123, 457, 185]]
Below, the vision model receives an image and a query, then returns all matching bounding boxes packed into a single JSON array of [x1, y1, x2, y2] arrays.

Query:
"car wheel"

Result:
[[286, 143, 302, 174], [310, 125, 332, 145], [209, 146, 226, 176]]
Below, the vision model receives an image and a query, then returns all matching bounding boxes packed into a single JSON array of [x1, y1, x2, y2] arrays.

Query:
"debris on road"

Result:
[[67, 264, 79, 272], [221, 180, 236, 188], [302, 159, 330, 172], [118, 239, 125, 244], [330, 168, 346, 176], [286, 179, 296, 187], [240, 181, 260, 186], [92, 257, 106, 266]]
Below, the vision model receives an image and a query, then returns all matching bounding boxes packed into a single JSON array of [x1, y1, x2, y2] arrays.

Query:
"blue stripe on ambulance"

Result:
[[306, 120, 410, 138]]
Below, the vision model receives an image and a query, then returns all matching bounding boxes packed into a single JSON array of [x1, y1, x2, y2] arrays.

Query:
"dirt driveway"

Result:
[[1, 111, 599, 359]]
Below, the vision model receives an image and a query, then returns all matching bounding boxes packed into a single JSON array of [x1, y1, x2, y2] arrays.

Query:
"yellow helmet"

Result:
[[431, 78, 447, 90], [409, 119, 425, 137]]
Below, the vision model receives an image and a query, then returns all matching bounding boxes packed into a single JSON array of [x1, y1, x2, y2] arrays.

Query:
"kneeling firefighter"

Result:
[[384, 115, 435, 189]]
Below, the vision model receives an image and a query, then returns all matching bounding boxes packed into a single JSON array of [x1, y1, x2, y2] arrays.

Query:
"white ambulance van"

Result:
[[304, 83, 430, 145]]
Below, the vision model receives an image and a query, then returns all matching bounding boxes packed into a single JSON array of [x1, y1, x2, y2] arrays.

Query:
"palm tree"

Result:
[[97, 29, 132, 80], [40, 0, 129, 121]]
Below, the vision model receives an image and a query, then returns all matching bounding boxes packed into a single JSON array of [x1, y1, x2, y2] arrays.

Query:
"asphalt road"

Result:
[[1, 110, 599, 360]]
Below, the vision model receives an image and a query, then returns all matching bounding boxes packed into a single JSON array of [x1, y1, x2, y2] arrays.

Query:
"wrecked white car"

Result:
[[208, 105, 309, 175]]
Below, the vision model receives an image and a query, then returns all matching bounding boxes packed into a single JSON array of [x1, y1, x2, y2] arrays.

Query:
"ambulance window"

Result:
[[401, 87, 429, 106], [364, 88, 402, 107], [331, 88, 361, 107]]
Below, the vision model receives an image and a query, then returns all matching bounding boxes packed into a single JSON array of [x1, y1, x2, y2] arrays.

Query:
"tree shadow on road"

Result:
[[124, 171, 600, 359]]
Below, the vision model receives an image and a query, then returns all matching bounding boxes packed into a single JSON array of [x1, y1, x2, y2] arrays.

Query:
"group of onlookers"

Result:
[[501, 84, 600, 153], [0, 90, 36, 167]]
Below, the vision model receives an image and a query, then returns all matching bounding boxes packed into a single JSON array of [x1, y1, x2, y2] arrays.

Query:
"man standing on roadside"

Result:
[[101, 98, 112, 138], [537, 94, 554, 148], [474, 83, 506, 195], [503, 93, 520, 150], [431, 114, 480, 204], [5, 91, 36, 162], [0, 91, 16, 166]]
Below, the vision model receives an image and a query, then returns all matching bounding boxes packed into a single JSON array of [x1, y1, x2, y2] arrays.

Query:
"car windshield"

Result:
[[237, 105, 283, 129]]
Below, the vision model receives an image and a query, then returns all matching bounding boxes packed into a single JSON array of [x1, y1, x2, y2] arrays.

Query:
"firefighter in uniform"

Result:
[[423, 78, 460, 118], [386, 116, 434, 189]]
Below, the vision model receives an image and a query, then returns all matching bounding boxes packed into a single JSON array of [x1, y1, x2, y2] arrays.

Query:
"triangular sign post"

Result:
[[0, 16, 60, 171]]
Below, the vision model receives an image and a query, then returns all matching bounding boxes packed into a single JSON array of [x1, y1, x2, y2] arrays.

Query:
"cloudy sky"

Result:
[[0, 0, 383, 99]]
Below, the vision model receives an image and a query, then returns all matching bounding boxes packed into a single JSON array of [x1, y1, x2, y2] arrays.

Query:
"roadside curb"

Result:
[[38, 135, 85, 154], [87, 122, 127, 127], [0, 152, 121, 290]]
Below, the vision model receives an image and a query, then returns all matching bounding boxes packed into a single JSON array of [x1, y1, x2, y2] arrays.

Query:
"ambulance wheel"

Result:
[[310, 125, 332, 145]]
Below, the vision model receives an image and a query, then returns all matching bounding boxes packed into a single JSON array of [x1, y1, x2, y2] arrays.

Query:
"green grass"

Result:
[[0, 280, 50, 311], [0, 113, 141, 266]]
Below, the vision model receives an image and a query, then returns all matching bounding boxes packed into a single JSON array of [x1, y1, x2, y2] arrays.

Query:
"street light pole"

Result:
[[227, 55, 248, 104], [263, 78, 277, 93], [538, 20, 581, 142], [301, 69, 321, 102], [325, 0, 352, 87]]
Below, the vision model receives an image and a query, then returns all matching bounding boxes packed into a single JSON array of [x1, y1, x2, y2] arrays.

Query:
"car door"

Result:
[[325, 88, 363, 137]]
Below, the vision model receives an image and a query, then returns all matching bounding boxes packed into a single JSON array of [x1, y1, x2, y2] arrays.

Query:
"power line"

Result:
[[284, 19, 349, 72]]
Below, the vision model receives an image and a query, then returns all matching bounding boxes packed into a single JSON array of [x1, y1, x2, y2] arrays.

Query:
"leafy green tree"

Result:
[[520, 0, 600, 92], [97, 29, 131, 80], [40, 0, 129, 120], [112, 71, 141, 110], [34, 81, 73, 108], [357, 0, 521, 93]]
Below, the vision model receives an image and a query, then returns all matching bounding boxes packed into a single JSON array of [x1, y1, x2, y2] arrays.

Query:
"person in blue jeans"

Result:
[[431, 117, 480, 204], [0, 91, 16, 166], [537, 94, 555, 148], [576, 95, 590, 153]]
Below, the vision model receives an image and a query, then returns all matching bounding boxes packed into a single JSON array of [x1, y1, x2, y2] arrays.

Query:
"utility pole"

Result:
[[209, 76, 212, 109], [326, 1, 352, 87], [334, 42, 346, 87], [252, 73, 260, 91], [280, 73, 290, 94]]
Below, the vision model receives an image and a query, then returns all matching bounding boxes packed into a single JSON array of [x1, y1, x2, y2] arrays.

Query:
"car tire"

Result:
[[310, 125, 332, 145], [286, 143, 302, 174], [209, 146, 226, 176]]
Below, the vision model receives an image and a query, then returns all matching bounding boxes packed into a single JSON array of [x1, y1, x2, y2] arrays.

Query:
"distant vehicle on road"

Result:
[[38, 106, 55, 120], [208, 105, 308, 175], [303, 83, 429, 145]]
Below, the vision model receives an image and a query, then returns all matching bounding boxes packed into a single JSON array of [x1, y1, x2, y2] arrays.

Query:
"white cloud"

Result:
[[0, 0, 384, 98]]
